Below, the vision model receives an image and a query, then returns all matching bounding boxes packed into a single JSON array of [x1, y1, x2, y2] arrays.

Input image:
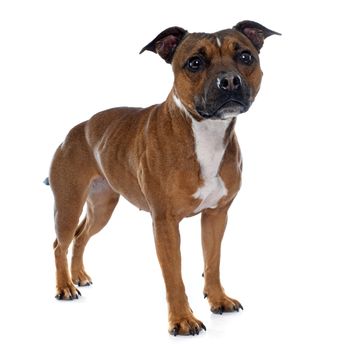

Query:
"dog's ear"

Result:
[[234, 20, 281, 52], [140, 26, 188, 64]]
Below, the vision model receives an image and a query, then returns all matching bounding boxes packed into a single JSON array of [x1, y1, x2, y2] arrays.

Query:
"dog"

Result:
[[46, 20, 280, 336]]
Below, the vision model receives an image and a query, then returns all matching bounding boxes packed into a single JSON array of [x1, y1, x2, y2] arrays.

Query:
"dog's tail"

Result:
[[43, 177, 50, 186]]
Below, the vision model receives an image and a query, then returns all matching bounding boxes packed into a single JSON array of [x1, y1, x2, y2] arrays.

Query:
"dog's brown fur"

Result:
[[48, 21, 279, 335]]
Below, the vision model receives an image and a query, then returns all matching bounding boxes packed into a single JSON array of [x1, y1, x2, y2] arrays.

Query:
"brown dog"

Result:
[[47, 20, 279, 335]]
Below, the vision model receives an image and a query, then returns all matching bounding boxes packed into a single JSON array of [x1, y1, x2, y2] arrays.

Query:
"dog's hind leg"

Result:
[[71, 177, 119, 286], [50, 122, 99, 300]]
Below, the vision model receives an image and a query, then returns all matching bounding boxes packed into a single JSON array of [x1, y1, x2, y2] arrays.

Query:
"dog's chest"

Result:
[[191, 118, 231, 213]]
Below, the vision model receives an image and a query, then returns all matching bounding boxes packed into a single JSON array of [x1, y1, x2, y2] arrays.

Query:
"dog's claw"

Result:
[[203, 292, 208, 299], [77, 289, 81, 296], [77, 280, 91, 287], [55, 293, 63, 300], [172, 324, 180, 337], [211, 305, 226, 314]]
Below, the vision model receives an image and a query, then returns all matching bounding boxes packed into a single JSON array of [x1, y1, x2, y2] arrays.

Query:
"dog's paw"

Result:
[[205, 292, 243, 314], [169, 314, 206, 336], [55, 283, 81, 300], [72, 269, 92, 287]]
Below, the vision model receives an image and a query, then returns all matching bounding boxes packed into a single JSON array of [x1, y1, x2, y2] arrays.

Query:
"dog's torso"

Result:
[[81, 95, 242, 219]]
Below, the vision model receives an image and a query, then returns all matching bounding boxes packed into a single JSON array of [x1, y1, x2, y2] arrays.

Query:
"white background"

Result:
[[1, 0, 350, 348]]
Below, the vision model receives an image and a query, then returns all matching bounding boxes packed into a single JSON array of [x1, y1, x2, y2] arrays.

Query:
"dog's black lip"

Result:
[[197, 99, 246, 119], [217, 99, 246, 110]]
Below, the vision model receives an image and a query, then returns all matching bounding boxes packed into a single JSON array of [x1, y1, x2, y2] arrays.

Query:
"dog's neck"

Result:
[[171, 93, 236, 212], [171, 93, 236, 174]]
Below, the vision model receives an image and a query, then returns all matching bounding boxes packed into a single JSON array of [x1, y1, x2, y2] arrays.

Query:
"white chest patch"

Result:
[[191, 118, 231, 213]]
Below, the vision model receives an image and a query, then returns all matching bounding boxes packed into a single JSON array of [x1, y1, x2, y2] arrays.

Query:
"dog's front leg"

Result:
[[153, 216, 206, 335], [201, 205, 243, 314]]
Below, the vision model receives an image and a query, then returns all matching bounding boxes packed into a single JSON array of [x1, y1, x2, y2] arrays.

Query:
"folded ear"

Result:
[[234, 20, 281, 52], [139, 26, 188, 63]]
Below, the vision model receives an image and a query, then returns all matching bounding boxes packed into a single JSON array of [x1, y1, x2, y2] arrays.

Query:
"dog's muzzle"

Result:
[[195, 72, 251, 119]]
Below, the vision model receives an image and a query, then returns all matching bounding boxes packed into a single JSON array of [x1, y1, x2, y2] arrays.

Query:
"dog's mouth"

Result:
[[197, 99, 248, 120]]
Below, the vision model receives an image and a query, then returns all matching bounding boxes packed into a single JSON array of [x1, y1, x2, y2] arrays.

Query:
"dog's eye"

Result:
[[186, 56, 204, 72], [238, 51, 254, 65]]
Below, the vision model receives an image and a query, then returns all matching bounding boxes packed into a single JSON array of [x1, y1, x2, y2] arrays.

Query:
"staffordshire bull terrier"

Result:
[[46, 20, 280, 335]]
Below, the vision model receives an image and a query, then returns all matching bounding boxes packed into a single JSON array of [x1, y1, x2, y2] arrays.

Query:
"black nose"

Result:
[[217, 73, 242, 91]]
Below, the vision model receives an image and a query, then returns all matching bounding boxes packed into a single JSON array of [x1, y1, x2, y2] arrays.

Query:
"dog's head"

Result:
[[140, 21, 280, 120]]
